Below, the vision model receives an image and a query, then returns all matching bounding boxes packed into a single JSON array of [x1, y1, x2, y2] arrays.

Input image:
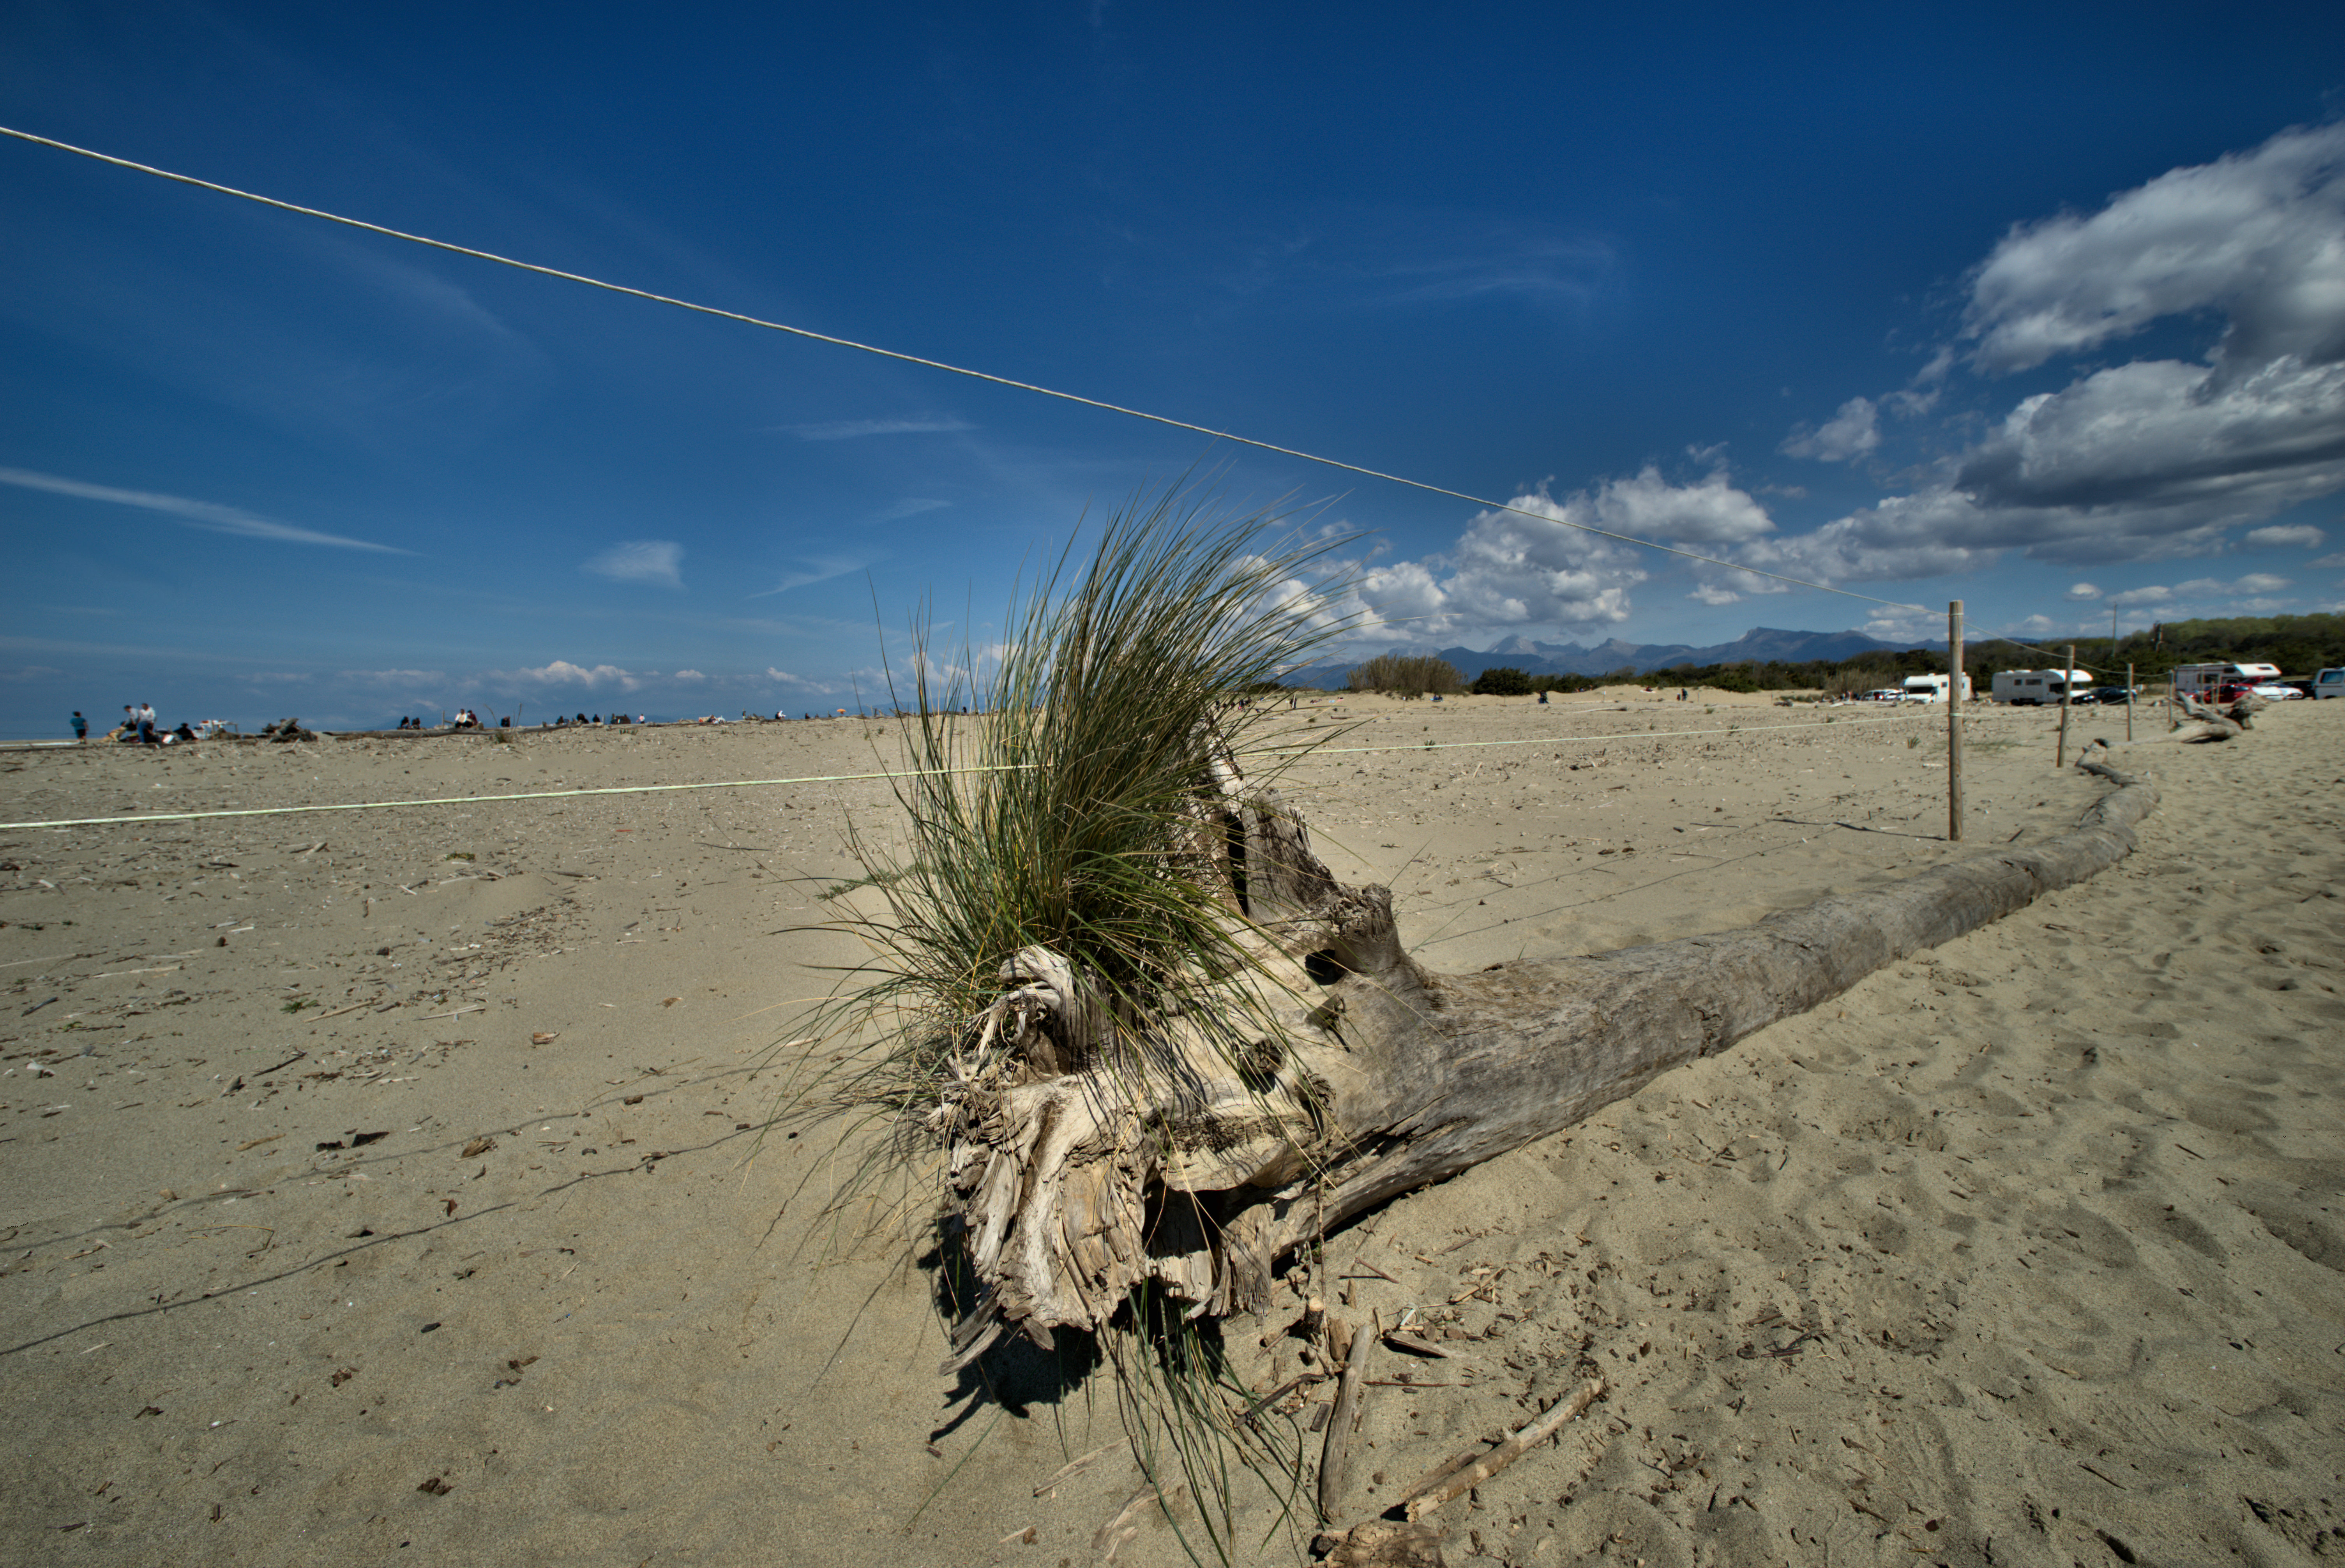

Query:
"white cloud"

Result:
[[783, 416, 974, 441], [749, 555, 866, 597], [1735, 488, 1997, 584], [2106, 572, 2293, 610], [673, 669, 707, 682], [1346, 496, 1637, 643], [583, 540, 683, 589], [1859, 604, 1943, 643], [1745, 125, 2345, 583], [1590, 466, 1775, 544], [1781, 396, 1881, 461], [2065, 583, 2101, 600], [1964, 123, 2345, 377], [1340, 469, 1778, 643], [2244, 524, 2326, 548], [341, 668, 449, 687], [1686, 583, 1743, 605], [0, 466, 408, 553], [765, 668, 823, 689], [489, 660, 644, 692], [1951, 355, 2345, 531], [1884, 349, 1955, 416], [2312, 551, 2345, 568]]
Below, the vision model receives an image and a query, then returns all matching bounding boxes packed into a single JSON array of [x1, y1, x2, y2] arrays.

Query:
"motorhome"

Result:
[[1990, 667, 2093, 705], [1898, 673, 1974, 703], [2173, 662, 2281, 703]]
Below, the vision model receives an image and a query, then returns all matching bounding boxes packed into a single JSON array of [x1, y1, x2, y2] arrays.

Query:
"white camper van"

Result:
[[2174, 662, 2281, 703], [1898, 673, 1974, 703], [1990, 667, 2093, 705]]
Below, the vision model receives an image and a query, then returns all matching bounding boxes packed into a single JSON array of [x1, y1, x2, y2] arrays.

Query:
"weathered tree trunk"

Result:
[[933, 756, 2156, 1370], [2175, 691, 2266, 740]]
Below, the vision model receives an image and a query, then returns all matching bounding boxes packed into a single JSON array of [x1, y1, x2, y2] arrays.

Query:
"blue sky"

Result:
[[4, 2, 2344, 735]]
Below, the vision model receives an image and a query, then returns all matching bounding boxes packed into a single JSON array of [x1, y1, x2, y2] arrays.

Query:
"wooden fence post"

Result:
[[2056, 644, 2075, 768], [2126, 661, 2134, 743], [1948, 600, 1964, 841]]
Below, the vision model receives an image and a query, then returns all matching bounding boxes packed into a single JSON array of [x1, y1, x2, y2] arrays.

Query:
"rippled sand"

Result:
[[3, 694, 2338, 1566]]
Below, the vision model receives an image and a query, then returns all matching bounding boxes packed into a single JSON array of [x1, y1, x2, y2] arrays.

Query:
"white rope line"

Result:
[[1, 707, 1981, 831], [1268, 705, 1968, 757], [0, 124, 1935, 612], [0, 762, 1037, 832]]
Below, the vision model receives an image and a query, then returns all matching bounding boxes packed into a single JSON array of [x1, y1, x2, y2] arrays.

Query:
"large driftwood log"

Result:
[[2175, 691, 2267, 741], [931, 754, 2156, 1368]]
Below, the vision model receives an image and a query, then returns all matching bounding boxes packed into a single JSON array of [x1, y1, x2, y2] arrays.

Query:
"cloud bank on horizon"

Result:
[[1336, 123, 2345, 652]]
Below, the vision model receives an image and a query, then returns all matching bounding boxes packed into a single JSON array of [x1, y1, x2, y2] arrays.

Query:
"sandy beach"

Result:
[[4, 692, 2340, 1566]]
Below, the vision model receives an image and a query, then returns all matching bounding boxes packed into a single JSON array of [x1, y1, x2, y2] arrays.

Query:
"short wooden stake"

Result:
[[1947, 600, 1964, 841], [2056, 644, 2075, 769], [2126, 661, 2134, 743]]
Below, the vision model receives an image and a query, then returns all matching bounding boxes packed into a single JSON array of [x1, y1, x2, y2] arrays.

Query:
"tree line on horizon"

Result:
[[1326, 612, 2345, 698]]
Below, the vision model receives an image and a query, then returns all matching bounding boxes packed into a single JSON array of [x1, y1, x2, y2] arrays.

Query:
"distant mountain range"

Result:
[[1288, 626, 1924, 686]]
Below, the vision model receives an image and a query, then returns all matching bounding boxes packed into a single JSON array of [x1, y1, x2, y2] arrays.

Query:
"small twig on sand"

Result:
[[1317, 1310, 1377, 1520], [1091, 1481, 1184, 1558], [1400, 1377, 1604, 1521], [1032, 1436, 1130, 1496], [1239, 1370, 1331, 1423], [1383, 1329, 1470, 1360]]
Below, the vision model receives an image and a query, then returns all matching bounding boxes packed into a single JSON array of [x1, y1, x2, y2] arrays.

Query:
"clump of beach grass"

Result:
[[817, 482, 1352, 1126], [786, 485, 1355, 1562]]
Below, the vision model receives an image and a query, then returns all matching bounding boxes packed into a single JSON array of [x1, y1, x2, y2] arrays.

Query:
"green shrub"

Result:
[[1471, 666, 1534, 696], [1347, 653, 1463, 698]]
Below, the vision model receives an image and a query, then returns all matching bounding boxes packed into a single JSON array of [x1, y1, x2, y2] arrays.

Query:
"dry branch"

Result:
[[1399, 1377, 1603, 1520], [1317, 1312, 1377, 1520]]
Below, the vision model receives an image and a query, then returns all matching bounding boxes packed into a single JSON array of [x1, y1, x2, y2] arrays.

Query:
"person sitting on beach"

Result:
[[171, 721, 196, 742]]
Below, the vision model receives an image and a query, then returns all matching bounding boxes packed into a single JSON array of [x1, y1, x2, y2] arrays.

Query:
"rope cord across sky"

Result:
[[2, 123, 1952, 617]]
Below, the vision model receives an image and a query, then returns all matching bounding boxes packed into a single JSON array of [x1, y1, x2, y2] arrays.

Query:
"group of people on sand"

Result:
[[394, 711, 510, 730], [76, 705, 200, 745]]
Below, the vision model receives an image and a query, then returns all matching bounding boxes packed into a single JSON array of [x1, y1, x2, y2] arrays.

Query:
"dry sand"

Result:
[[3, 694, 2340, 1566]]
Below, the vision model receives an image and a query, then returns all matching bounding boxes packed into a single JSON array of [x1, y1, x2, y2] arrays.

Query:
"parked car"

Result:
[[2249, 683, 2304, 700], [2315, 668, 2345, 699], [2084, 687, 2133, 705]]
